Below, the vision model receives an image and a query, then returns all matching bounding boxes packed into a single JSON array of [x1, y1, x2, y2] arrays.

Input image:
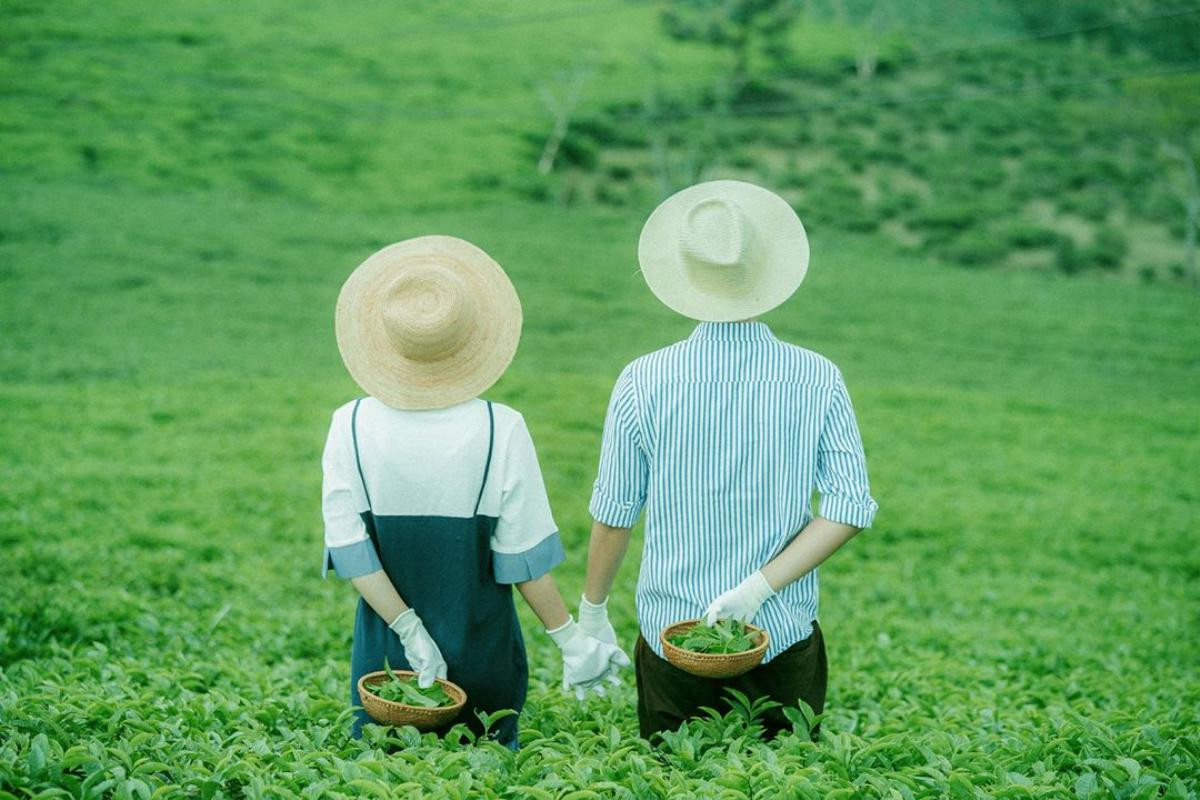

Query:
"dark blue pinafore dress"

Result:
[[347, 399, 526, 746]]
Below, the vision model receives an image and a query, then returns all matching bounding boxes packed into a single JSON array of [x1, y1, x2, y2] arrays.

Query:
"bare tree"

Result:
[[1161, 140, 1199, 288], [1128, 74, 1200, 288], [535, 67, 593, 175], [825, 0, 893, 79], [643, 54, 713, 197]]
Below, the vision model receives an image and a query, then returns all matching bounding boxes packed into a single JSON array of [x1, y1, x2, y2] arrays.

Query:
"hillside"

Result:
[[2, 2, 1199, 797], [4, 1, 1198, 284]]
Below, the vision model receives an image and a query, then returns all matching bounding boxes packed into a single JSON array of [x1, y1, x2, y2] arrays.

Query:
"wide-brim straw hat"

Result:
[[638, 180, 809, 322], [335, 235, 522, 410]]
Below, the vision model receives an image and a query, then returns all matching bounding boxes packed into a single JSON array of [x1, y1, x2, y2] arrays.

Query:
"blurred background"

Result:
[[1, 1, 1198, 796], [5, 0, 1200, 283]]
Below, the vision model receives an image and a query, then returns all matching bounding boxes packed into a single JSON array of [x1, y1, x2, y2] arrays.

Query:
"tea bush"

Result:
[[936, 231, 1008, 267], [2, 2, 1199, 797], [1087, 227, 1131, 271], [1001, 222, 1059, 250], [1055, 235, 1082, 274]]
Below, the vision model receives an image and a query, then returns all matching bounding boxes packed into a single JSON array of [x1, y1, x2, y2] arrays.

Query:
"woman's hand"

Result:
[[577, 593, 618, 645], [388, 609, 449, 688]]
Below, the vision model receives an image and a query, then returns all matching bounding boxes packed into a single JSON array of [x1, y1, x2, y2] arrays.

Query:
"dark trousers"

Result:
[[635, 621, 827, 741]]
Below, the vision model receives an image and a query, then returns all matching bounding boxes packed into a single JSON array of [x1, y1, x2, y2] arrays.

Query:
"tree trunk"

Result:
[[1183, 152, 1199, 290], [535, 69, 590, 176], [856, 41, 878, 78], [1163, 139, 1200, 289], [732, 32, 750, 94], [537, 116, 570, 176]]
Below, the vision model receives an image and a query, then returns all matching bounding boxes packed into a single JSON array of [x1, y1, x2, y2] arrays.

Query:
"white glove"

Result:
[[389, 609, 448, 689], [577, 594, 617, 645], [704, 571, 776, 625], [548, 617, 631, 700]]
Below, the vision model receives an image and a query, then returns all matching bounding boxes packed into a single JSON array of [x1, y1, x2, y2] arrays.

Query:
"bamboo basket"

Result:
[[357, 670, 467, 730], [659, 619, 770, 678]]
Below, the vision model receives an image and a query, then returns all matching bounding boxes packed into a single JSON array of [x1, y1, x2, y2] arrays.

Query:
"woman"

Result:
[[322, 235, 628, 747]]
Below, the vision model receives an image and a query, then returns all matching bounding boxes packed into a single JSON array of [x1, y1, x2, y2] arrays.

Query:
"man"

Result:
[[574, 180, 878, 740]]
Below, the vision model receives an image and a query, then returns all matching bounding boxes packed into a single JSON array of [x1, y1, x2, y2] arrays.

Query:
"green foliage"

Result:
[[1, 1, 1199, 797], [936, 231, 1007, 267], [371, 660, 455, 708], [1006, 0, 1200, 63], [3, 177, 1198, 792], [667, 620, 758, 654], [1001, 222, 1059, 249], [661, 0, 803, 85], [907, 200, 983, 243], [1088, 226, 1131, 271], [1055, 234, 1082, 273]]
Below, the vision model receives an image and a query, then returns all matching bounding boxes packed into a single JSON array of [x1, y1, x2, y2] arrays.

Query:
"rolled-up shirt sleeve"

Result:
[[815, 371, 879, 529], [588, 365, 649, 529], [491, 414, 565, 584], [321, 408, 382, 579]]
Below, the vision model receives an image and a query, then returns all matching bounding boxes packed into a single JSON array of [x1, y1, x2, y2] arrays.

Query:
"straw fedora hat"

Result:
[[638, 180, 809, 322], [335, 236, 522, 410]]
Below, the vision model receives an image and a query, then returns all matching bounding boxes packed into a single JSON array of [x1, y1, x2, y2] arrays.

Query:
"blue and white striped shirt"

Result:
[[589, 321, 878, 661]]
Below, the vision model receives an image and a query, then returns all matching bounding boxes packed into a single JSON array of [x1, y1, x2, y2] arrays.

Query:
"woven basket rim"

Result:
[[659, 618, 770, 662], [357, 669, 468, 713]]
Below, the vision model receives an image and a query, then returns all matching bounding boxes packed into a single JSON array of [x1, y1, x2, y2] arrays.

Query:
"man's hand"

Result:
[[388, 609, 449, 688], [704, 571, 776, 624], [548, 617, 631, 700], [577, 594, 618, 645]]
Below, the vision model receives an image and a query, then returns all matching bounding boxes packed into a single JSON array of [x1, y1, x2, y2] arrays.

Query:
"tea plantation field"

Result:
[[2, 1, 1199, 798]]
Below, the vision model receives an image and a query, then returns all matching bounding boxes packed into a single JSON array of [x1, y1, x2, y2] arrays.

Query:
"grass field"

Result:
[[2, 2, 1200, 798]]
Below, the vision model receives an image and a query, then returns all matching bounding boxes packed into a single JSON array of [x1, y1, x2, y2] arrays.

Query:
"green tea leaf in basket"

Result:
[[668, 619, 758, 654], [372, 662, 455, 708]]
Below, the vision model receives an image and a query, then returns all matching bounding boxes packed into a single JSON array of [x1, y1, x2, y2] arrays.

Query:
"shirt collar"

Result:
[[688, 321, 776, 343]]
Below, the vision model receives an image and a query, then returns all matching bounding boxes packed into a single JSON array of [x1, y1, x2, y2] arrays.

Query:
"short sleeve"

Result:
[[321, 406, 382, 579], [815, 371, 879, 529], [588, 365, 649, 528], [490, 414, 564, 584]]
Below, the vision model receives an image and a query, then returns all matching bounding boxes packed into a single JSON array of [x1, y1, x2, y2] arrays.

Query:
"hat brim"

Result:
[[638, 180, 809, 322], [335, 236, 522, 410]]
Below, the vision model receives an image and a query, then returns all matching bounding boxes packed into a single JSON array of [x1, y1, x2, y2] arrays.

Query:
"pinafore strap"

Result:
[[350, 398, 495, 517]]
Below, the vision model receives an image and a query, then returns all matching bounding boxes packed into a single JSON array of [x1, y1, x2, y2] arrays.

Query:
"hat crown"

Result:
[[679, 198, 747, 267], [677, 197, 762, 299], [381, 262, 476, 363], [638, 179, 809, 322]]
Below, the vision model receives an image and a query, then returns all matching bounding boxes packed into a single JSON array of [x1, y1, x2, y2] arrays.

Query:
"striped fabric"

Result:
[[589, 321, 878, 661]]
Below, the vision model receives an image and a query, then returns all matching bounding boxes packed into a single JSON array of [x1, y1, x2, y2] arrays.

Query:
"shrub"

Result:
[[804, 175, 876, 231], [1087, 227, 1130, 271], [963, 160, 1007, 191], [508, 174, 552, 203], [1059, 191, 1110, 222], [877, 188, 922, 217], [1054, 235, 1081, 274], [907, 201, 982, 238], [1016, 154, 1066, 195], [593, 181, 628, 207], [604, 163, 636, 182], [556, 136, 598, 170], [731, 78, 792, 109], [791, 125, 814, 145], [727, 150, 759, 169], [572, 115, 648, 148], [864, 141, 908, 166], [937, 231, 1007, 267], [1000, 222, 1058, 249]]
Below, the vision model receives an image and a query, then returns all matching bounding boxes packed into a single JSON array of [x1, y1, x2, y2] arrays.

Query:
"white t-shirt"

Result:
[[321, 397, 561, 582]]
